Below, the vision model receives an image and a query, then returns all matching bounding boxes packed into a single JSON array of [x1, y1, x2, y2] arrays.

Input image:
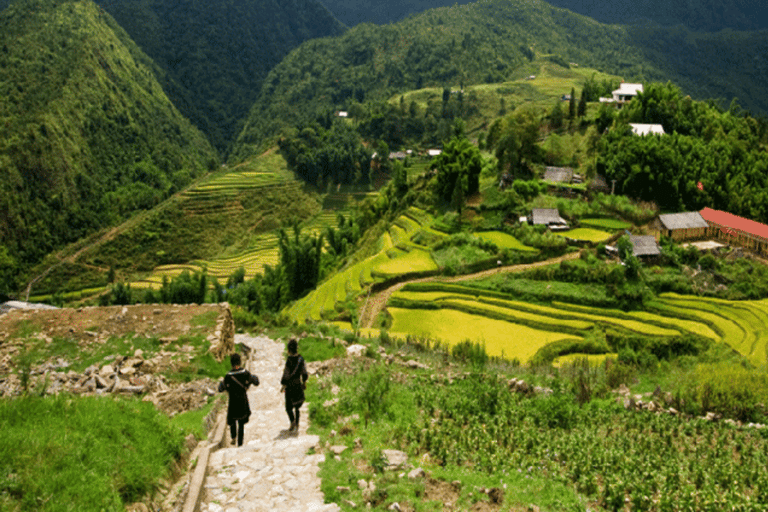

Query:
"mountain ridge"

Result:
[[0, 0, 217, 288]]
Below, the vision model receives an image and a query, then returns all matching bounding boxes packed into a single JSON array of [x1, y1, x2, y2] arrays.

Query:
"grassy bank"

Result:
[[0, 395, 186, 511]]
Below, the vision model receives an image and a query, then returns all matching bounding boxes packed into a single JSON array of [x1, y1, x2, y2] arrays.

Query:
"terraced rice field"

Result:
[[475, 231, 537, 252], [382, 285, 768, 364], [554, 228, 613, 243], [653, 294, 768, 365], [579, 218, 632, 230], [388, 307, 581, 361], [288, 207, 440, 322]]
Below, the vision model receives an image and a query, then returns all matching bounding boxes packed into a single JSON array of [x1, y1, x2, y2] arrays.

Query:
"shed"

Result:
[[531, 208, 569, 230], [652, 212, 709, 241], [630, 236, 661, 257]]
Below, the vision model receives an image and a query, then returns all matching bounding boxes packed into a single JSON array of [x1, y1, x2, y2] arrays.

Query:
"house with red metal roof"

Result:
[[700, 207, 768, 256]]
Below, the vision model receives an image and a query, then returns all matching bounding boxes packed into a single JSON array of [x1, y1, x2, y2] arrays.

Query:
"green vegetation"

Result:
[[0, 394, 185, 511], [308, 341, 768, 512], [0, 0, 216, 283], [97, 0, 344, 153], [598, 82, 768, 222], [553, 228, 613, 242]]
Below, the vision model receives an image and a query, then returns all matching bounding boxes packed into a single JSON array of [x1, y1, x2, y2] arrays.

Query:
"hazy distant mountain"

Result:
[[319, 0, 768, 32], [0, 0, 217, 270], [546, 0, 768, 32]]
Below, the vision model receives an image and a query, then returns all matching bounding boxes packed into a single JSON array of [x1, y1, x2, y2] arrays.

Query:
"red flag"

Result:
[[697, 181, 704, 191]]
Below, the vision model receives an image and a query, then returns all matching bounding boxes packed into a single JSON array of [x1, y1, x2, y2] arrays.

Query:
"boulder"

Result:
[[346, 344, 367, 357], [382, 449, 408, 470]]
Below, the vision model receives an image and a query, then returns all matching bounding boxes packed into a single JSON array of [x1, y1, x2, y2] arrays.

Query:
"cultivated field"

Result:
[[373, 284, 768, 364]]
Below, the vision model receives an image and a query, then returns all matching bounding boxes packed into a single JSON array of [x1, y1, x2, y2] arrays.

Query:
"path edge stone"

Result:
[[182, 410, 228, 512]]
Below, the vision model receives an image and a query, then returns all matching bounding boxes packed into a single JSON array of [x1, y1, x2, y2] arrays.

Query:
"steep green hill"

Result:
[[232, 0, 768, 159], [97, 0, 345, 153], [0, 0, 217, 282]]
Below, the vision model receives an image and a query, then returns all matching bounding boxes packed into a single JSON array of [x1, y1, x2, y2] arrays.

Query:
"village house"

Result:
[[630, 123, 666, 136], [600, 83, 643, 107], [651, 212, 709, 241], [530, 208, 569, 231], [700, 207, 768, 256]]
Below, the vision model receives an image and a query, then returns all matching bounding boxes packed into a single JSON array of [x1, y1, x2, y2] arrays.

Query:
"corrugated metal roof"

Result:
[[531, 208, 566, 226], [701, 207, 768, 240], [659, 212, 709, 230], [630, 236, 660, 256]]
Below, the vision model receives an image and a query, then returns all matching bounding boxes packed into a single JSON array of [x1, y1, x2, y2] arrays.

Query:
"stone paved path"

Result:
[[200, 334, 340, 512]]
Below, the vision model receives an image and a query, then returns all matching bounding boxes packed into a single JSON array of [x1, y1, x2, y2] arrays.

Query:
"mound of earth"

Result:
[[0, 303, 234, 417]]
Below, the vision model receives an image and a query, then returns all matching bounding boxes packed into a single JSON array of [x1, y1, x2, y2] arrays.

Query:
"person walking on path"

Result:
[[281, 338, 308, 433], [218, 352, 259, 446]]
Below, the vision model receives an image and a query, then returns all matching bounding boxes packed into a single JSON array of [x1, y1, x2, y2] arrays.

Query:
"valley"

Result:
[[3, 0, 768, 510]]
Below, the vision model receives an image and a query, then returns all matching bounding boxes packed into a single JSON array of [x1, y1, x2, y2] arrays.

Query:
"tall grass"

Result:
[[0, 395, 185, 511]]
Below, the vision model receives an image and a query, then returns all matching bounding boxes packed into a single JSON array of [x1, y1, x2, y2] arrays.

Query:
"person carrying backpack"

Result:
[[218, 352, 259, 446], [280, 338, 308, 433]]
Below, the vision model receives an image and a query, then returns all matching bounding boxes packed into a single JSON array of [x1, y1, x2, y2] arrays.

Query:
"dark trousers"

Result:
[[229, 419, 245, 446], [286, 402, 301, 427]]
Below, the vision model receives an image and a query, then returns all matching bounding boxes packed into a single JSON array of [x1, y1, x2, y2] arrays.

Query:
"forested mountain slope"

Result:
[[0, 0, 346, 154], [96, 0, 345, 153], [0, 0, 217, 286], [320, 0, 768, 31], [232, 0, 768, 159]]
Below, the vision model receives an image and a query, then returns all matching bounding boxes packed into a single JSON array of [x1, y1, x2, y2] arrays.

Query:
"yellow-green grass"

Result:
[[446, 298, 593, 331], [389, 224, 408, 246], [387, 307, 583, 362], [392, 291, 462, 302], [579, 218, 632, 230], [553, 228, 613, 243], [550, 302, 681, 336], [371, 248, 438, 276], [553, 353, 618, 368], [475, 231, 537, 252], [392, 289, 682, 336], [654, 296, 753, 358], [627, 311, 720, 341]]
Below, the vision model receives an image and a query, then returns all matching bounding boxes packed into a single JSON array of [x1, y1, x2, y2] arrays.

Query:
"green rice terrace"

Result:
[[375, 283, 768, 365]]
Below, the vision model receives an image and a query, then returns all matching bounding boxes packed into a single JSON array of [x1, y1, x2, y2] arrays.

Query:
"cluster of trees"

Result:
[[278, 119, 372, 188], [597, 83, 768, 222], [432, 135, 483, 211], [486, 108, 542, 178]]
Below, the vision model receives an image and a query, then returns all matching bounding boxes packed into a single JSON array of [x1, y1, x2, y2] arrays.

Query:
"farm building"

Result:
[[700, 207, 768, 256], [600, 83, 643, 106], [531, 208, 569, 231], [630, 123, 666, 136], [543, 167, 574, 184], [630, 236, 661, 257], [651, 212, 709, 241]]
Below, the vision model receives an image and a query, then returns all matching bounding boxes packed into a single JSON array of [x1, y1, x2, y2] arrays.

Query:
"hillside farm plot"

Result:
[[554, 228, 613, 243], [388, 307, 583, 361], [579, 218, 631, 230], [654, 294, 768, 365], [371, 248, 437, 277], [475, 231, 538, 251]]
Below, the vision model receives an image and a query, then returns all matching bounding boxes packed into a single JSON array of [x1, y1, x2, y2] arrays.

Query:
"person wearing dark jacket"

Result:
[[280, 338, 308, 432], [218, 352, 259, 446]]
